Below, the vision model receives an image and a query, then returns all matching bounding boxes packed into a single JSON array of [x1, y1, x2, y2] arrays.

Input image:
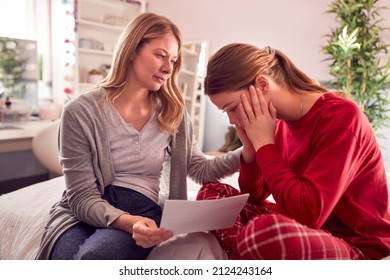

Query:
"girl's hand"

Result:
[[235, 124, 256, 164], [132, 217, 173, 248], [238, 85, 277, 151]]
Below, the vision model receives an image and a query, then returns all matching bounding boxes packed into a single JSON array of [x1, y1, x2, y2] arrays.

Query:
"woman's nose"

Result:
[[162, 60, 173, 74]]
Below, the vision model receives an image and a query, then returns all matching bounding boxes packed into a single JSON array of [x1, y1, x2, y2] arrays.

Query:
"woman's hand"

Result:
[[238, 85, 277, 151], [132, 217, 173, 248], [111, 214, 173, 248]]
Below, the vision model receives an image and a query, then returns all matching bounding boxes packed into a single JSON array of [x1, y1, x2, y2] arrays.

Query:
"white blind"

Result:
[[0, 0, 36, 40]]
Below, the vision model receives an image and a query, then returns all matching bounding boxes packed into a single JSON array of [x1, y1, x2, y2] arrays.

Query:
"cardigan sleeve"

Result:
[[188, 143, 242, 185], [59, 98, 125, 228]]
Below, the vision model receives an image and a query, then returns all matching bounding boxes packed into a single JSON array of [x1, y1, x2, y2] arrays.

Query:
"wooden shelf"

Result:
[[182, 47, 197, 56], [79, 48, 113, 56], [179, 69, 196, 76], [77, 19, 125, 31]]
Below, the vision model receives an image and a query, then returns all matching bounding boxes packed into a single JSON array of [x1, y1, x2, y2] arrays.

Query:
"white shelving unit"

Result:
[[179, 41, 208, 149], [74, 0, 147, 95], [50, 0, 147, 104]]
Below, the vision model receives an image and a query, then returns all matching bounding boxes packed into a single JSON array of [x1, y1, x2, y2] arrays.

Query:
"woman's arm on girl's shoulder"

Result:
[[187, 143, 241, 184]]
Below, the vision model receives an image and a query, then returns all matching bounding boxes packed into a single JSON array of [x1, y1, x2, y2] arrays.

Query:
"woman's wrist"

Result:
[[111, 213, 139, 234]]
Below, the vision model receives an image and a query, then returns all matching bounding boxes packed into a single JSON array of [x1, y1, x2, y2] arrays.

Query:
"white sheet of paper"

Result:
[[160, 193, 249, 234]]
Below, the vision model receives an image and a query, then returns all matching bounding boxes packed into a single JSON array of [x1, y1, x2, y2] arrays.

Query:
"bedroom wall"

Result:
[[148, 0, 390, 171]]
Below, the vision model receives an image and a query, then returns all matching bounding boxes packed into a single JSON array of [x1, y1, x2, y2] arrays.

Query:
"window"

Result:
[[0, 0, 52, 104]]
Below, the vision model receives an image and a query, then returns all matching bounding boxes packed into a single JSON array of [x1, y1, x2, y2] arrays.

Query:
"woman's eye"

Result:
[[157, 54, 165, 59]]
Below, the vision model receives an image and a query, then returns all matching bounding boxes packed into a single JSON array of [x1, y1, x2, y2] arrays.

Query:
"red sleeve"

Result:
[[256, 129, 360, 228], [238, 155, 271, 204]]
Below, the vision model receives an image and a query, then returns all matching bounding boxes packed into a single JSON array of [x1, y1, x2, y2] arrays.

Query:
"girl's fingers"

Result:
[[249, 85, 263, 116], [238, 103, 249, 127], [240, 92, 255, 122], [254, 86, 269, 117]]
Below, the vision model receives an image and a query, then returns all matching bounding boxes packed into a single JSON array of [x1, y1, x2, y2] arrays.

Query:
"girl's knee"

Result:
[[196, 182, 240, 200], [237, 214, 296, 259]]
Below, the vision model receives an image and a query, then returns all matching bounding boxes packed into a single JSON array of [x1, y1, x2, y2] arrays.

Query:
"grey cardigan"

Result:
[[35, 88, 241, 259]]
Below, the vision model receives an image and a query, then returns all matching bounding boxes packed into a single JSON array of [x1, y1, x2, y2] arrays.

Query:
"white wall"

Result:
[[377, 92, 390, 171], [149, 0, 390, 169]]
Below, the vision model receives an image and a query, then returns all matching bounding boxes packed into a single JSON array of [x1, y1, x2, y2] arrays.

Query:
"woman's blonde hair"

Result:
[[98, 12, 184, 134], [204, 43, 330, 96]]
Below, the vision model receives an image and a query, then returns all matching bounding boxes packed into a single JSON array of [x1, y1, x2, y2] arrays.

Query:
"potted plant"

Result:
[[86, 68, 104, 84], [0, 37, 26, 100], [322, 0, 390, 131]]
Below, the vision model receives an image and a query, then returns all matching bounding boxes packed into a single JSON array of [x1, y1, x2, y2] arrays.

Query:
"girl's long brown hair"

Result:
[[204, 43, 330, 96], [98, 12, 185, 134]]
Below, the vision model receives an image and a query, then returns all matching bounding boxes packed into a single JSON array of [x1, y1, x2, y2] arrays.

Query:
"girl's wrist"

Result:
[[254, 140, 275, 151], [241, 146, 256, 164]]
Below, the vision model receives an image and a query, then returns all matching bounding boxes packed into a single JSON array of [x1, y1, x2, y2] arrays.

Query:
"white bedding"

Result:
[[0, 171, 239, 260], [0, 176, 64, 260]]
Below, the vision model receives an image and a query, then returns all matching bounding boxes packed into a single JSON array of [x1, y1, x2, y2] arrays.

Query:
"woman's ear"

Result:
[[254, 74, 270, 95]]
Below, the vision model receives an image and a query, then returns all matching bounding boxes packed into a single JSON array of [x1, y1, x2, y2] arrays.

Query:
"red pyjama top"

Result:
[[239, 93, 390, 259]]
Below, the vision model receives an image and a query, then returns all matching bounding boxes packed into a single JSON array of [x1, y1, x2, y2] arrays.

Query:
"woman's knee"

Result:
[[50, 223, 93, 260], [75, 228, 151, 260]]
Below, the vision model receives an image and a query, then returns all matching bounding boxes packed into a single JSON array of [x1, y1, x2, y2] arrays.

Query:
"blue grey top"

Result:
[[104, 98, 171, 203]]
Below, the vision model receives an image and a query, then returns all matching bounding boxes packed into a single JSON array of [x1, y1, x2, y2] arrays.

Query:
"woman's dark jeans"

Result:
[[50, 185, 162, 260]]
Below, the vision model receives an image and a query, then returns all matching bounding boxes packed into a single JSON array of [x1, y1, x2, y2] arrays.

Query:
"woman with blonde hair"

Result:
[[197, 43, 390, 259], [35, 13, 241, 260]]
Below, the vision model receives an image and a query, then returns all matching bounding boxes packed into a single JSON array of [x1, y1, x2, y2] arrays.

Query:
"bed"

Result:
[[0, 166, 240, 260]]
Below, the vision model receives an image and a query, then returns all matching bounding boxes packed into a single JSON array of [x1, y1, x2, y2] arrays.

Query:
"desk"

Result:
[[0, 120, 55, 193], [0, 120, 54, 153]]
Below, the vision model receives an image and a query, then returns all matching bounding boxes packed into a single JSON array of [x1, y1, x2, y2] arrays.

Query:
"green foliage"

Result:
[[0, 38, 26, 99], [323, 0, 390, 130]]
